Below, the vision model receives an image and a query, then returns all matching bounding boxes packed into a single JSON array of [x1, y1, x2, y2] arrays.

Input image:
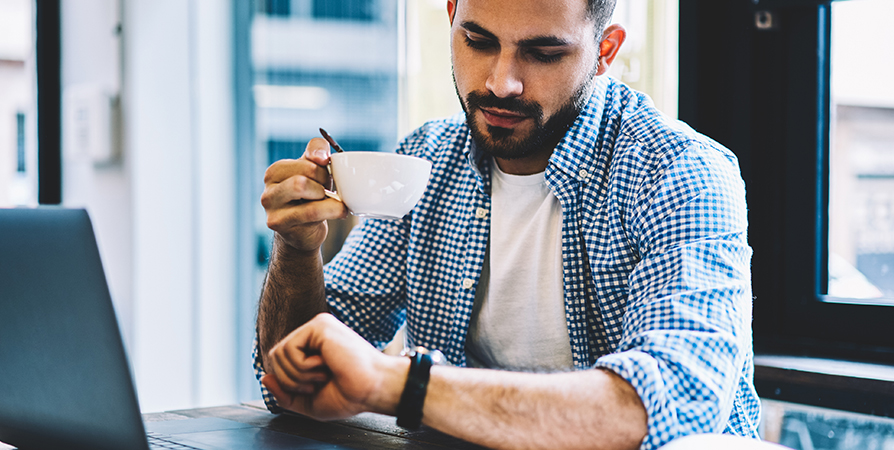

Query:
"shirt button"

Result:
[[578, 169, 590, 180], [462, 278, 474, 289], [475, 207, 488, 219]]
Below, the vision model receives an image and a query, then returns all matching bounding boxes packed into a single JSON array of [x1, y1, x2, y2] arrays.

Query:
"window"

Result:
[[257, 0, 291, 17], [258, 0, 380, 22], [607, 0, 678, 118], [247, 0, 400, 269], [15, 112, 25, 172], [827, 0, 894, 302], [312, 0, 376, 22], [0, 0, 37, 206], [679, 0, 894, 363]]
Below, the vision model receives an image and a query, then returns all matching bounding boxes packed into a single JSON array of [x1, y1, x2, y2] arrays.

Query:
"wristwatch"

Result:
[[396, 346, 444, 429]]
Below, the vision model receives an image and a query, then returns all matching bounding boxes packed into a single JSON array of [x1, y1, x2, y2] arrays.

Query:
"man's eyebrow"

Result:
[[519, 36, 572, 48], [459, 20, 571, 48], [460, 21, 497, 41]]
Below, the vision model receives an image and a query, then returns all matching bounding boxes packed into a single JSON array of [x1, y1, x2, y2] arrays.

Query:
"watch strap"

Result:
[[396, 350, 433, 429]]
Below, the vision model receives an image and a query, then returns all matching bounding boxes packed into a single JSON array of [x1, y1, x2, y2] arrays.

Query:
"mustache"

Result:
[[465, 91, 543, 120]]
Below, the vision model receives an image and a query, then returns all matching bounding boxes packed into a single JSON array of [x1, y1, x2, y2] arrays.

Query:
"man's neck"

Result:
[[493, 150, 553, 175]]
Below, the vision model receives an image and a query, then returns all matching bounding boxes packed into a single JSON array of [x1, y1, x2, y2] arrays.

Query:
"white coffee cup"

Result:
[[329, 151, 432, 219]]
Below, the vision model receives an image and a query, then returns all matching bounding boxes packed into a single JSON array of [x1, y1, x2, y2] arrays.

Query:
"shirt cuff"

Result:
[[252, 334, 284, 414], [594, 347, 724, 450]]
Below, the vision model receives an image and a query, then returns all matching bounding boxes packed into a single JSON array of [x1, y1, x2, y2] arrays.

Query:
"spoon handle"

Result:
[[319, 128, 345, 153]]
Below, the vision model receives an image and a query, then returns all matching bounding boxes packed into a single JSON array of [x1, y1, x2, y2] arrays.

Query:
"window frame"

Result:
[[36, 0, 61, 205], [679, 0, 894, 366]]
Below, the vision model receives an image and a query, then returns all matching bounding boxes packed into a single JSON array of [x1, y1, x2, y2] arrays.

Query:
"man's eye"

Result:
[[530, 50, 563, 64], [464, 36, 494, 50]]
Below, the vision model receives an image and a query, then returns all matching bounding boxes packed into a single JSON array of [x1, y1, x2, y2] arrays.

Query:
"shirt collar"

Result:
[[545, 75, 610, 186], [463, 131, 492, 195]]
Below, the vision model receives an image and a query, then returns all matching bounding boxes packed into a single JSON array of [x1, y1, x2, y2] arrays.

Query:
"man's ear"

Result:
[[447, 0, 457, 26], [596, 24, 626, 76]]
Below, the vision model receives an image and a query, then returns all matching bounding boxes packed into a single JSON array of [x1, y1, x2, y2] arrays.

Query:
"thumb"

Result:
[[303, 137, 331, 166]]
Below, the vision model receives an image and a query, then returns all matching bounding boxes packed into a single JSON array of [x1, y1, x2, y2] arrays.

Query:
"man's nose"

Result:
[[485, 51, 524, 98]]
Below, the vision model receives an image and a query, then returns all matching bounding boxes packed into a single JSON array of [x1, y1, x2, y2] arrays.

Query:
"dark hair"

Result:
[[453, 0, 618, 40], [587, 0, 618, 39]]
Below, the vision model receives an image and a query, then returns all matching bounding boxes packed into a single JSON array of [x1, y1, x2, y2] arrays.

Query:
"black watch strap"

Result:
[[397, 350, 434, 429]]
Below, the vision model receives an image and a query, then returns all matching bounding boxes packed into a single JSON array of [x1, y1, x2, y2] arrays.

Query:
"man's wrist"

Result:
[[272, 232, 321, 262], [367, 355, 410, 416]]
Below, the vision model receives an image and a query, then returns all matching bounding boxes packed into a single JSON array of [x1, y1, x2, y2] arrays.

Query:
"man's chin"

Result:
[[476, 136, 537, 160], [484, 124, 517, 141], [468, 114, 540, 159]]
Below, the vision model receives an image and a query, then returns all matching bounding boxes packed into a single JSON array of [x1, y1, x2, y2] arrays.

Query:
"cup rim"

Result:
[[330, 151, 431, 165]]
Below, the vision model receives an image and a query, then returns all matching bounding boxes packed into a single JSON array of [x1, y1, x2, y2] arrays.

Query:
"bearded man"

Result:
[[254, 1, 759, 449]]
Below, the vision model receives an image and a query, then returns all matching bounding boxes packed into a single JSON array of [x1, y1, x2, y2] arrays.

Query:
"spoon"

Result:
[[319, 128, 345, 153], [317, 128, 344, 202]]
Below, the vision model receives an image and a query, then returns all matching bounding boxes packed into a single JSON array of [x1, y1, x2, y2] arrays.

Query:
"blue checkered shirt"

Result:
[[253, 76, 759, 449]]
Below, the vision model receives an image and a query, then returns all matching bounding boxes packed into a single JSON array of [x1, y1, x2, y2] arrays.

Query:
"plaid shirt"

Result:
[[254, 76, 759, 449]]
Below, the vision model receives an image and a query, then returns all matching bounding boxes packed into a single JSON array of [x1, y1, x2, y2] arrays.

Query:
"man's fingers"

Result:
[[264, 156, 331, 188], [267, 326, 333, 393], [262, 374, 308, 412], [265, 198, 348, 233], [262, 174, 326, 210], [262, 171, 340, 212], [271, 346, 331, 388]]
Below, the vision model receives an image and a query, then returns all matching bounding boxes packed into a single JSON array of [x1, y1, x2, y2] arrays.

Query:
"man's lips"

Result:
[[480, 107, 529, 128]]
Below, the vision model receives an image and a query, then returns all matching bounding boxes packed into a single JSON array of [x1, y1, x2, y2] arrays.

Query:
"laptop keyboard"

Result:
[[147, 432, 202, 449]]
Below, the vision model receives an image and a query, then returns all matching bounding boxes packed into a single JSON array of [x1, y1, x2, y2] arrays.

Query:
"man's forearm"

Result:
[[376, 364, 648, 450], [257, 233, 329, 368]]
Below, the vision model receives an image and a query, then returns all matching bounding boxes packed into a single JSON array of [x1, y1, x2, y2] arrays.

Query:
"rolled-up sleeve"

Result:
[[594, 142, 755, 449]]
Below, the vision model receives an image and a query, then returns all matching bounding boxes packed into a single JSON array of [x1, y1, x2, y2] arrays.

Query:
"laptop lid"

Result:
[[0, 207, 150, 450]]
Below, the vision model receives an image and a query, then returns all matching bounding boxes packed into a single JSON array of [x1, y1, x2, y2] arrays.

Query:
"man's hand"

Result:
[[262, 313, 407, 421], [261, 138, 348, 253]]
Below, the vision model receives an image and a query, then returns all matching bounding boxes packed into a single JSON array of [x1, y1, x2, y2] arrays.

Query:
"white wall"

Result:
[[62, 0, 237, 413]]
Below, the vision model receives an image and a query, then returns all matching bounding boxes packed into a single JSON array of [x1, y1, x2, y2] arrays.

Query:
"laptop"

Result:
[[0, 207, 352, 450]]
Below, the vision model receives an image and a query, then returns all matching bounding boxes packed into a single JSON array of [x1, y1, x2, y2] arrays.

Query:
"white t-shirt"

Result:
[[464, 160, 574, 371]]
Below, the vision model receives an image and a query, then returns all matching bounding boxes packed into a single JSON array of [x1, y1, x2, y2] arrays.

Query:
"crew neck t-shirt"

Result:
[[464, 160, 573, 372]]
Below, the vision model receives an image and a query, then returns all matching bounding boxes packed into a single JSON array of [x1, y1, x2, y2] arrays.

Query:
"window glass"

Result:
[[0, 0, 36, 207], [312, 0, 375, 21], [252, 0, 398, 160], [828, 0, 894, 300], [250, 0, 399, 265], [607, 0, 678, 118]]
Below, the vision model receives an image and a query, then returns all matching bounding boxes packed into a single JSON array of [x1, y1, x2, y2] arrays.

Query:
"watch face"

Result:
[[399, 346, 445, 365], [428, 349, 445, 365]]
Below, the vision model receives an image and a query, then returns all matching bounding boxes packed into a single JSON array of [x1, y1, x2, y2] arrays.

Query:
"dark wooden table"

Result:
[[143, 400, 488, 450]]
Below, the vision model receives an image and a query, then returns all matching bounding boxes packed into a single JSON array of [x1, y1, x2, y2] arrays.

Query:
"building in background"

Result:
[[250, 0, 401, 265], [253, 0, 399, 162], [0, 0, 36, 207]]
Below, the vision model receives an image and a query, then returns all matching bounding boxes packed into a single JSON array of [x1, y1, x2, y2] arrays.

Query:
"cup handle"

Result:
[[323, 189, 341, 202]]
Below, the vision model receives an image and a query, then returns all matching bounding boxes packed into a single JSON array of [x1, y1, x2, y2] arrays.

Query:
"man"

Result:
[[255, 0, 759, 449]]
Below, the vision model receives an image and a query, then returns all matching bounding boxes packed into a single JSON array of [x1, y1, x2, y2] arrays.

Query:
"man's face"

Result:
[[449, 0, 603, 162]]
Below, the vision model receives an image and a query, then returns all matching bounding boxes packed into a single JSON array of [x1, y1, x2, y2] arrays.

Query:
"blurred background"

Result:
[[1, 2, 892, 448]]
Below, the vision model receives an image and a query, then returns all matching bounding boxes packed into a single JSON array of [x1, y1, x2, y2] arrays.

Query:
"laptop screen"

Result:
[[0, 208, 149, 450]]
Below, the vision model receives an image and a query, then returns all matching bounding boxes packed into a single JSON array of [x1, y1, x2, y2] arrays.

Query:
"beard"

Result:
[[456, 66, 598, 161]]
